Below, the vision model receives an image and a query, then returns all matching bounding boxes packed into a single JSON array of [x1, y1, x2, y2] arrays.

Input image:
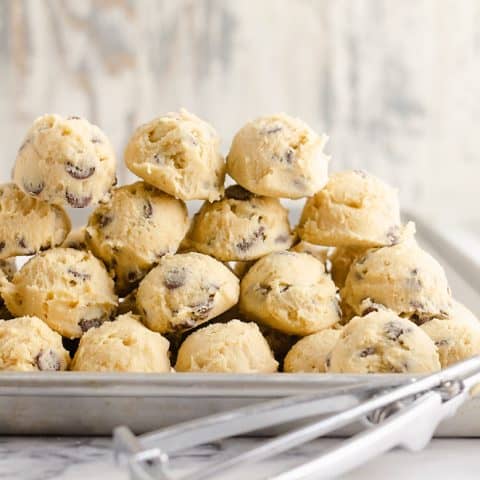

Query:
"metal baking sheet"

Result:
[[0, 212, 479, 436]]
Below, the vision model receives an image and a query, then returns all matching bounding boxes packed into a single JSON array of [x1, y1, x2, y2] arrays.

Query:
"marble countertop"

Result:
[[2, 436, 480, 480]]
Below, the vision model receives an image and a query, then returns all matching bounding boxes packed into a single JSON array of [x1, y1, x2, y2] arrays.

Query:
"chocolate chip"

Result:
[[78, 317, 104, 332], [170, 318, 197, 332], [411, 268, 418, 275], [98, 214, 113, 228], [280, 284, 291, 293], [65, 191, 92, 208], [236, 226, 266, 252], [153, 153, 163, 164], [24, 180, 45, 196], [362, 305, 379, 315], [91, 137, 102, 144], [164, 268, 186, 290], [385, 321, 409, 341], [274, 234, 290, 244], [386, 226, 401, 245], [0, 241, 5, 252], [262, 125, 283, 134], [112, 176, 118, 187], [65, 162, 96, 180], [325, 355, 331, 368], [410, 300, 425, 310], [359, 347, 376, 357], [435, 339, 449, 347], [190, 293, 215, 321], [67, 116, 81, 120], [17, 237, 27, 249], [68, 268, 91, 281], [225, 185, 253, 201], [143, 200, 153, 218], [284, 148, 294, 164], [35, 349, 61, 371]]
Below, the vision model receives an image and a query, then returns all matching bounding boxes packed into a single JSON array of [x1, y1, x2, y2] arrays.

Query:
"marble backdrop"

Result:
[[1, 0, 479, 222]]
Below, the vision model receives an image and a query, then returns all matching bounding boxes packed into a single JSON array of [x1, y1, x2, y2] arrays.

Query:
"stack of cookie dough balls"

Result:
[[287, 167, 480, 373], [0, 109, 478, 375]]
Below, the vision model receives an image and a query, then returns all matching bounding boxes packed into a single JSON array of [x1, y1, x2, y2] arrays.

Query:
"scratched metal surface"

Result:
[[1, 0, 479, 225]]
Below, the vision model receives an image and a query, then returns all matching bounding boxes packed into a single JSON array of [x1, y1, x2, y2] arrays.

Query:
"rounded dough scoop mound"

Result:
[[14, 114, 117, 208], [330, 246, 367, 289], [1, 248, 118, 339], [284, 328, 342, 373], [71, 313, 170, 372], [298, 170, 402, 247], [125, 109, 225, 201], [184, 185, 295, 262], [0, 183, 71, 259], [0, 316, 70, 371], [341, 238, 452, 320], [175, 320, 278, 373], [62, 227, 88, 250], [86, 182, 189, 295], [239, 251, 340, 336], [136, 252, 240, 334], [421, 301, 480, 368], [327, 311, 440, 374], [227, 113, 329, 199], [290, 241, 330, 267]]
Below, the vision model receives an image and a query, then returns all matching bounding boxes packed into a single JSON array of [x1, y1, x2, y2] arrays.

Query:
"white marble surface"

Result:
[[1, 436, 479, 480], [2, 375, 480, 478]]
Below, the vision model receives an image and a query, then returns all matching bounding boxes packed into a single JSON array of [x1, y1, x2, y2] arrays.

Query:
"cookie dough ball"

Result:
[[71, 313, 170, 372], [0, 316, 70, 371], [240, 252, 340, 336], [290, 241, 330, 267], [14, 114, 116, 208], [0, 183, 71, 259], [125, 109, 225, 201], [284, 328, 342, 373], [184, 185, 295, 261], [421, 301, 480, 368], [137, 252, 239, 334], [330, 246, 367, 289], [1, 248, 117, 339], [62, 227, 88, 250], [342, 238, 452, 321], [86, 182, 189, 295], [175, 320, 278, 373], [298, 170, 402, 247], [327, 310, 440, 373], [227, 114, 329, 199]]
